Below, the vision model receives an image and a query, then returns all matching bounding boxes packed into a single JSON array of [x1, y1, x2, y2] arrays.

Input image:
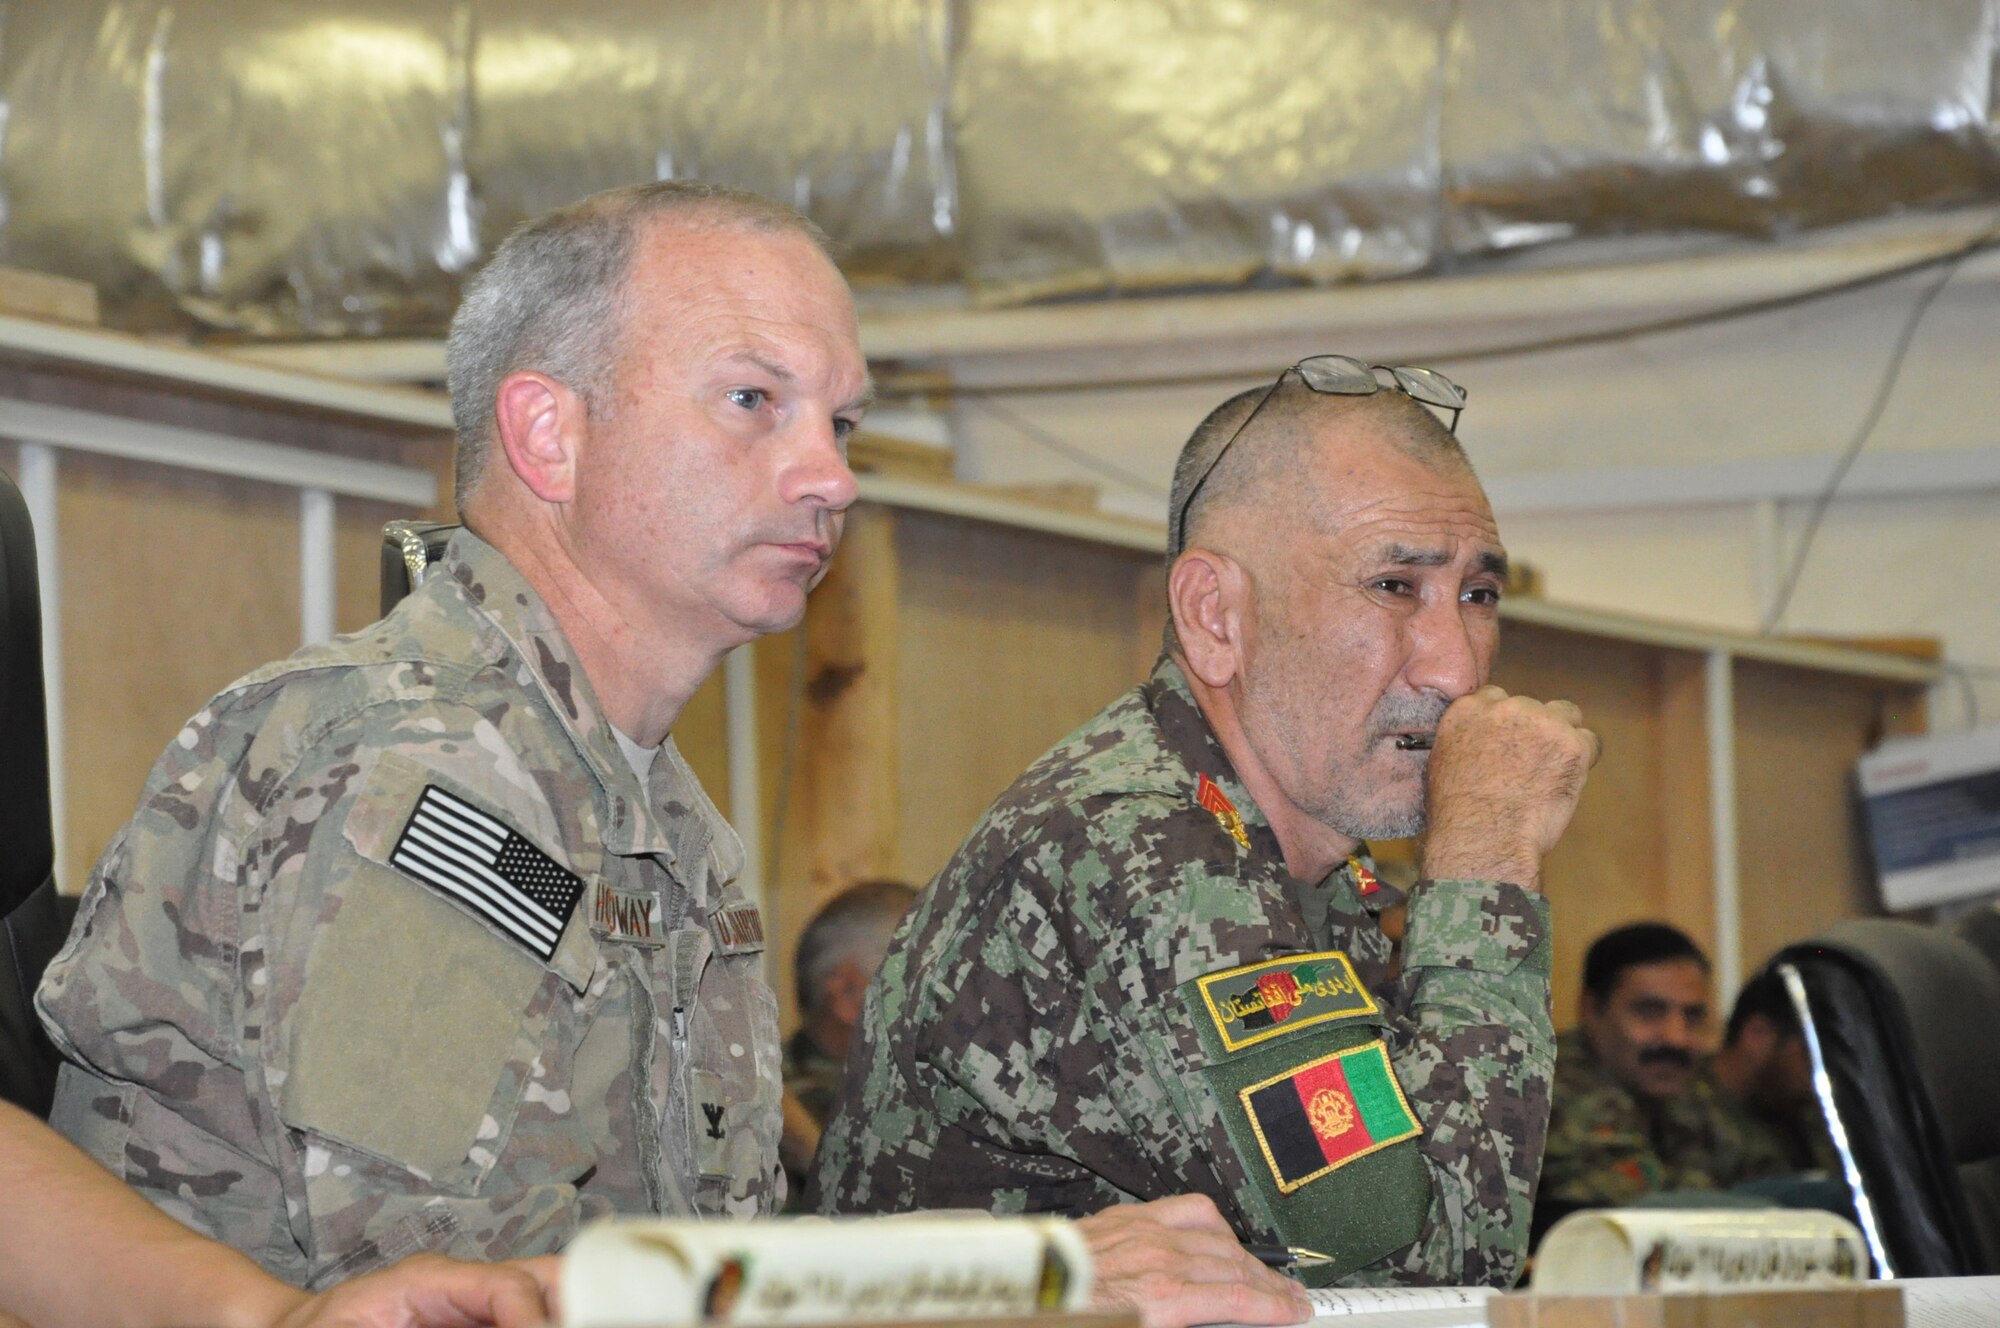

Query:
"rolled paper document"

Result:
[[1534, 1208, 1869, 1295], [562, 1213, 1093, 1327]]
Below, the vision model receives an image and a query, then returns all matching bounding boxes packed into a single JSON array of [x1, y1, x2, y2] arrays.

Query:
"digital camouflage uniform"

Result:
[[1540, 1028, 1820, 1206], [812, 656, 1555, 1288], [38, 529, 783, 1287], [781, 1027, 845, 1205], [784, 1028, 847, 1130]]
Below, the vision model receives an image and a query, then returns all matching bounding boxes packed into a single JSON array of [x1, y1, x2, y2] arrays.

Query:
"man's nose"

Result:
[[782, 417, 860, 511], [1405, 599, 1484, 699]]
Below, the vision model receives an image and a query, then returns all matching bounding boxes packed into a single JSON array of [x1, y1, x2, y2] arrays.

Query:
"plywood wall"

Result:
[[8, 365, 1926, 1047], [1, 363, 452, 887]]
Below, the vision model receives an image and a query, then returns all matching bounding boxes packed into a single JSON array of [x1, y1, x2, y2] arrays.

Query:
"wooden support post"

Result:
[[760, 503, 903, 1030]]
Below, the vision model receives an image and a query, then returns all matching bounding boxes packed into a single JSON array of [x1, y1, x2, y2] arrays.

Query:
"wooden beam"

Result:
[[761, 504, 904, 1030]]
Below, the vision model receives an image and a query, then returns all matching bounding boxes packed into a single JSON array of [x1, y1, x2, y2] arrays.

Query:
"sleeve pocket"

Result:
[[274, 856, 551, 1193]]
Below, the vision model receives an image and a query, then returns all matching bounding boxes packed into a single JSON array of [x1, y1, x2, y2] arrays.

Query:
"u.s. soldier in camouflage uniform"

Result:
[[37, 182, 872, 1285], [814, 362, 1602, 1290]]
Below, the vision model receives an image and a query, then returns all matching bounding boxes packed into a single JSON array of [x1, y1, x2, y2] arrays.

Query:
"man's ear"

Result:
[[1169, 548, 1248, 690], [493, 370, 585, 505]]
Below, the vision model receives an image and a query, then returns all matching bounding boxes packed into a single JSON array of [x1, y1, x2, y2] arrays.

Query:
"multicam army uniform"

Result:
[[37, 530, 783, 1287], [1541, 1029, 1830, 1207], [812, 657, 1554, 1289]]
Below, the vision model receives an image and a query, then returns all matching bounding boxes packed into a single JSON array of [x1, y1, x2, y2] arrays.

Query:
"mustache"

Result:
[[1637, 1047, 1696, 1071], [1371, 694, 1449, 738]]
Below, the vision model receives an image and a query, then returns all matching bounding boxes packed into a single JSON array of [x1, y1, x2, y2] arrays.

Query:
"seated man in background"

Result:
[[815, 361, 1601, 1289], [1708, 968, 1837, 1179], [1539, 924, 1832, 1233], [36, 180, 1308, 1328], [781, 879, 917, 1200]]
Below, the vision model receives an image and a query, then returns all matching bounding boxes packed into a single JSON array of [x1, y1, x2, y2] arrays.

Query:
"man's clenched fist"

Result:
[[1418, 685, 1600, 890]]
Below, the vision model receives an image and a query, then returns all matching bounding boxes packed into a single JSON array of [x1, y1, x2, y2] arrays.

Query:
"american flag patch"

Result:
[[389, 785, 584, 962]]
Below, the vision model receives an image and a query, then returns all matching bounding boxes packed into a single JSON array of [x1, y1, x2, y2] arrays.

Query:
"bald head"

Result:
[[446, 180, 833, 511], [1167, 380, 1472, 564]]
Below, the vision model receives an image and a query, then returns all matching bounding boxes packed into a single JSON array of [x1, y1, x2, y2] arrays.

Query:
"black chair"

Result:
[[380, 519, 459, 616], [1775, 919, 2000, 1278], [0, 466, 76, 1116]]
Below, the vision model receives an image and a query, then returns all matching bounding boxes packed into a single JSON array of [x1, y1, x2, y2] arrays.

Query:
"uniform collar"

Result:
[[1145, 653, 1407, 911], [1144, 653, 1275, 844], [439, 529, 678, 860]]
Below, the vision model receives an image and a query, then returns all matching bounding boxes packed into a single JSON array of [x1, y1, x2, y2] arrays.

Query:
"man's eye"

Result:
[[833, 416, 859, 442], [1372, 578, 1415, 597], [726, 388, 767, 411], [1463, 586, 1503, 606]]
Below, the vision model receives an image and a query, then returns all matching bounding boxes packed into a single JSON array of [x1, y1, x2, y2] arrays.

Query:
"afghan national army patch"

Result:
[[1240, 1040, 1421, 1194], [391, 785, 584, 961], [1195, 949, 1379, 1052], [1196, 773, 1250, 850]]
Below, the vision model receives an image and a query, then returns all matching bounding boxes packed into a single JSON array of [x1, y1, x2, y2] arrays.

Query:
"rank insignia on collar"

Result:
[[1194, 949, 1379, 1053], [1348, 856, 1382, 896], [1240, 1040, 1421, 1194], [1196, 773, 1251, 851]]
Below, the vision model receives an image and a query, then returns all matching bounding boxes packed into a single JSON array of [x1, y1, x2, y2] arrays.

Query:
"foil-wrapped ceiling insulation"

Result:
[[0, 1, 1994, 338]]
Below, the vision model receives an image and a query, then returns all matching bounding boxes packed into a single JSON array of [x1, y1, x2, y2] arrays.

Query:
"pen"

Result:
[[1248, 1245, 1333, 1269]]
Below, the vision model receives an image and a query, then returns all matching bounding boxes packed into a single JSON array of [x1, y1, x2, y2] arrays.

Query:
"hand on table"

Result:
[[270, 1254, 559, 1328], [1078, 1194, 1311, 1328]]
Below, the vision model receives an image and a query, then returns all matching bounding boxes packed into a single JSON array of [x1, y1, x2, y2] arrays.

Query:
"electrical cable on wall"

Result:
[[1757, 245, 1977, 635], [958, 393, 1171, 500]]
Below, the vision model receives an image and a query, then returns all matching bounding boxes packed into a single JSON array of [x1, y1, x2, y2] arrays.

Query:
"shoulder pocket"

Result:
[[1177, 950, 1431, 1283]]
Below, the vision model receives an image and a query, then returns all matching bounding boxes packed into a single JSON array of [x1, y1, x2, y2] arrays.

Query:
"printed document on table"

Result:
[[1224, 1285, 1493, 1328], [1903, 1275, 2000, 1328]]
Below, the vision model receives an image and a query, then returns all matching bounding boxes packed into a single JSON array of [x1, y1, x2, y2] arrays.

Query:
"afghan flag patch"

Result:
[[1240, 1040, 1421, 1194], [1194, 949, 1379, 1052]]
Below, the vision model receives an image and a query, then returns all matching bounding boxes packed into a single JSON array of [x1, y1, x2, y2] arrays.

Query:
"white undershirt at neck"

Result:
[[611, 725, 660, 790]]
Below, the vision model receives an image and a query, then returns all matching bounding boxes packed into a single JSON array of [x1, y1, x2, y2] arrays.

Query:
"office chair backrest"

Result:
[[0, 465, 74, 1115], [1777, 918, 2000, 1277], [380, 519, 459, 617], [0, 468, 52, 914]]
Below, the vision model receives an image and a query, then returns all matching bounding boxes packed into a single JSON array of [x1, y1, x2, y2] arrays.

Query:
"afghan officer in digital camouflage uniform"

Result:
[[36, 182, 873, 1285], [814, 361, 1601, 1290]]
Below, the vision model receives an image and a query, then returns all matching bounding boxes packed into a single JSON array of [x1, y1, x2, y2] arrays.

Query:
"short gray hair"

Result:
[[444, 180, 831, 510], [793, 879, 917, 1014], [1165, 378, 1471, 564]]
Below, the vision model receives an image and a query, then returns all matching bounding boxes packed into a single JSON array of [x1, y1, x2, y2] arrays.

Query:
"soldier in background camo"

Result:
[[1540, 924, 1726, 1211], [37, 181, 871, 1284], [1540, 931, 1835, 1223], [814, 366, 1602, 1289], [780, 880, 916, 1204]]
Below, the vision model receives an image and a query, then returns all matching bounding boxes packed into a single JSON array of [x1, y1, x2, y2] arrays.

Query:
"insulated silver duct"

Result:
[[0, 1, 1994, 338]]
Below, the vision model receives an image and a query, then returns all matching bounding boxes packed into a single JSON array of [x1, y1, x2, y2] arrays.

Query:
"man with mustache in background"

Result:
[[1538, 923, 1730, 1217]]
